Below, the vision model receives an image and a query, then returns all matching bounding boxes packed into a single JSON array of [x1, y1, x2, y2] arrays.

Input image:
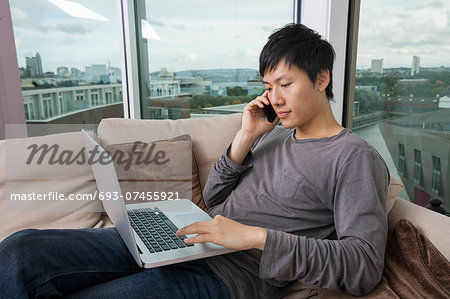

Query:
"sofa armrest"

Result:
[[388, 197, 450, 262]]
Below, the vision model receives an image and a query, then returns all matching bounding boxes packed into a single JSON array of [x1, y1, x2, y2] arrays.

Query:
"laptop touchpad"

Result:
[[175, 212, 211, 226]]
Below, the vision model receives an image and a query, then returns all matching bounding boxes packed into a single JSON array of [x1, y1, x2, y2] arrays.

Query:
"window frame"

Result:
[[1, 0, 352, 138], [398, 143, 407, 178], [300, 0, 360, 127], [413, 149, 424, 186], [431, 156, 442, 196]]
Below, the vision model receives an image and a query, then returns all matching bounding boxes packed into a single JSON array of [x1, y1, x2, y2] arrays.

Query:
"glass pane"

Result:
[[354, 0, 450, 212], [135, 0, 293, 120], [10, 0, 124, 136]]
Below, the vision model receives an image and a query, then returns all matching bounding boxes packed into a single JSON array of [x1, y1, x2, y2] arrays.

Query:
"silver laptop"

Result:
[[81, 130, 237, 268]]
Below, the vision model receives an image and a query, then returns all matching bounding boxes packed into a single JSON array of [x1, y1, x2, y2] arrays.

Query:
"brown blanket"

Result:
[[319, 219, 450, 298]]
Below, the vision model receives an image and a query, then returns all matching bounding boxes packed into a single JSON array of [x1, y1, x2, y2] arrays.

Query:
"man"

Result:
[[0, 24, 389, 298]]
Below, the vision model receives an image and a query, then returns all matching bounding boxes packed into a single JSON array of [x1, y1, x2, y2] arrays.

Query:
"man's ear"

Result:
[[316, 69, 330, 91]]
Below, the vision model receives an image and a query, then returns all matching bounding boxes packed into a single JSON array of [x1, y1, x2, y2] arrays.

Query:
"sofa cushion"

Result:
[[104, 134, 206, 211], [317, 219, 450, 298], [0, 132, 103, 242], [388, 197, 450, 262], [387, 176, 403, 214], [97, 114, 243, 189]]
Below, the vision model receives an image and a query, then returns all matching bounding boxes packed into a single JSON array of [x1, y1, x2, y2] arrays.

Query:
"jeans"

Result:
[[0, 228, 230, 299]]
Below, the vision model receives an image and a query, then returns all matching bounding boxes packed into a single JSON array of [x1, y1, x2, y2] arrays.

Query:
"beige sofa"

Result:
[[1, 113, 449, 297]]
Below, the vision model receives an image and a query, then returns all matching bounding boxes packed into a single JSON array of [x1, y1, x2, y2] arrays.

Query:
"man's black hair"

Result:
[[259, 23, 336, 101]]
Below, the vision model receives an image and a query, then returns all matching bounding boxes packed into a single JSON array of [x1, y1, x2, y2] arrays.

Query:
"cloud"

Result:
[[245, 49, 259, 60], [176, 52, 198, 62], [10, 7, 28, 26], [148, 17, 164, 27], [10, 6, 48, 32], [201, 24, 214, 30], [357, 0, 450, 67], [173, 24, 185, 30], [55, 23, 91, 34], [261, 26, 273, 32], [10, 6, 90, 34]]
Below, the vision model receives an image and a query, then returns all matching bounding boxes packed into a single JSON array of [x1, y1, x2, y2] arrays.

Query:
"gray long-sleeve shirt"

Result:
[[203, 127, 389, 298]]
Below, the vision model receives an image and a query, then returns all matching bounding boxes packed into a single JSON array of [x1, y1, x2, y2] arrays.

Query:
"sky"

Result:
[[9, 0, 450, 74], [356, 0, 450, 69]]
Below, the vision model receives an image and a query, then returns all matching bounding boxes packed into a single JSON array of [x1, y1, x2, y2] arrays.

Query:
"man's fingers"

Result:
[[248, 97, 267, 110], [260, 90, 270, 105], [261, 89, 269, 97], [247, 99, 263, 109], [176, 220, 211, 236], [184, 234, 212, 244]]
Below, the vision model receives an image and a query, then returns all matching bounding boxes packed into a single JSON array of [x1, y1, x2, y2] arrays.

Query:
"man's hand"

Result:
[[228, 91, 279, 165], [175, 215, 267, 251], [241, 90, 279, 138]]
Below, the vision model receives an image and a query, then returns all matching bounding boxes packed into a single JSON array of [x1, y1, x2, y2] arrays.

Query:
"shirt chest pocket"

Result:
[[272, 169, 304, 200]]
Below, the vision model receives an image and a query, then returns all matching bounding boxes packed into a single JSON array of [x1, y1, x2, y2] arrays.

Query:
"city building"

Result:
[[355, 85, 378, 93], [56, 66, 69, 77], [381, 94, 440, 113], [411, 56, 420, 76], [371, 58, 383, 74], [108, 66, 122, 83], [150, 68, 213, 96], [22, 83, 123, 121], [85, 64, 108, 83], [398, 78, 428, 85], [247, 80, 265, 95], [71, 67, 82, 78], [379, 108, 450, 211], [439, 96, 450, 108], [145, 94, 191, 120], [149, 78, 181, 97], [179, 77, 212, 95], [25, 52, 43, 77]]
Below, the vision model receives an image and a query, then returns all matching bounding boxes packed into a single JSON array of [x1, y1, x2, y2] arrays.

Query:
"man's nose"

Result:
[[270, 88, 283, 106]]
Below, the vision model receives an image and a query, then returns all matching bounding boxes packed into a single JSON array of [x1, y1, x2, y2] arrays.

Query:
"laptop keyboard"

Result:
[[128, 207, 194, 253]]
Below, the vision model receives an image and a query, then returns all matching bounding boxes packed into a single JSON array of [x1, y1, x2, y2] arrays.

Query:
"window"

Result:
[[58, 97, 63, 114], [9, 0, 124, 135], [413, 149, 423, 186], [353, 1, 450, 208], [431, 156, 442, 196], [24, 103, 34, 120], [91, 93, 99, 106], [398, 143, 407, 178], [105, 91, 112, 104], [151, 109, 162, 119], [42, 98, 53, 118], [133, 0, 294, 120], [24, 104, 29, 120], [168, 108, 182, 120]]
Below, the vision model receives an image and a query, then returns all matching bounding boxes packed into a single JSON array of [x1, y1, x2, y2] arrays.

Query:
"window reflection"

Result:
[[10, 0, 124, 135], [353, 0, 450, 210], [135, 0, 293, 120]]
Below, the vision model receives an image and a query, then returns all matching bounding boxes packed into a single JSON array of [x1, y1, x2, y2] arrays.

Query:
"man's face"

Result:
[[263, 61, 325, 130]]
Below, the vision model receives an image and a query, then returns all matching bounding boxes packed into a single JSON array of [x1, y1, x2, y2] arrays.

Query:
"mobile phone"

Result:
[[262, 97, 277, 123]]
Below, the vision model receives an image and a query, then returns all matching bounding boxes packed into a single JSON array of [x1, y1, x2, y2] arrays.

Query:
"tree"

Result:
[[354, 89, 379, 114], [227, 86, 247, 96]]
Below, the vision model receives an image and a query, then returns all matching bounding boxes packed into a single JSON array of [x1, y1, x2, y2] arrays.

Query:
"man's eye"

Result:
[[266, 88, 272, 92], [281, 83, 291, 88]]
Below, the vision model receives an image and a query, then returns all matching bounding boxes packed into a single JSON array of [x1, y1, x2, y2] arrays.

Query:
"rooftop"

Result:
[[386, 108, 450, 137]]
